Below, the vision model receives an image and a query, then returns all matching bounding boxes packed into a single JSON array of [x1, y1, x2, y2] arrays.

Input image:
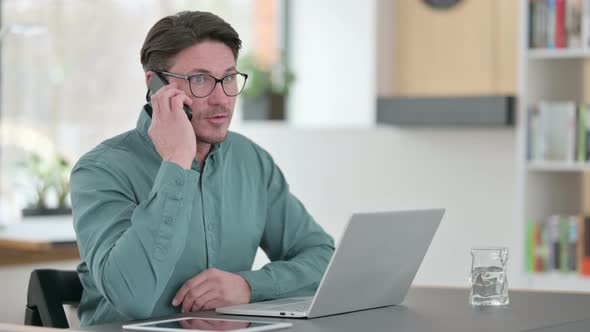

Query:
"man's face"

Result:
[[166, 41, 237, 144]]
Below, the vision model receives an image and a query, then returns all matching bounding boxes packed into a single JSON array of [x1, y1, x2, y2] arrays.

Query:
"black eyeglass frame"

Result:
[[159, 71, 248, 98]]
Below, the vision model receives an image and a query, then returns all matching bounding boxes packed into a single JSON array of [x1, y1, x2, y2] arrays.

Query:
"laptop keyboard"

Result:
[[267, 300, 312, 312]]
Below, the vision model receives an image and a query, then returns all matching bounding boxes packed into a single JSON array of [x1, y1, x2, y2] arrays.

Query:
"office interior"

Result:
[[0, 0, 586, 327]]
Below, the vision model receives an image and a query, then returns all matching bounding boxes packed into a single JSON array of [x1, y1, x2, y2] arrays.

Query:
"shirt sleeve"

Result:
[[71, 159, 199, 318], [236, 159, 335, 302]]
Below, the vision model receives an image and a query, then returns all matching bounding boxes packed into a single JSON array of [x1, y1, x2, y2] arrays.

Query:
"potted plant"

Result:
[[238, 52, 294, 120], [20, 152, 72, 217]]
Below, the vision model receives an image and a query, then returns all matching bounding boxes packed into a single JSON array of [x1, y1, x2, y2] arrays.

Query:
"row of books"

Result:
[[525, 216, 590, 274], [527, 101, 590, 162], [529, 0, 584, 49]]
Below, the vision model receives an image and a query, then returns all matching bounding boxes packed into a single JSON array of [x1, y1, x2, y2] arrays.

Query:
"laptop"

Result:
[[216, 208, 445, 319]]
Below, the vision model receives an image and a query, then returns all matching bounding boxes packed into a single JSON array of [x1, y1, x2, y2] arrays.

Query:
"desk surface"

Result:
[[79, 287, 590, 332]]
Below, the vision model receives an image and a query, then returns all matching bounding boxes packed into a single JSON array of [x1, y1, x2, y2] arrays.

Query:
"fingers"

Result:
[[174, 269, 249, 313], [172, 271, 209, 307], [150, 84, 190, 119], [170, 93, 193, 118], [189, 289, 219, 312], [181, 281, 215, 313], [202, 299, 224, 311]]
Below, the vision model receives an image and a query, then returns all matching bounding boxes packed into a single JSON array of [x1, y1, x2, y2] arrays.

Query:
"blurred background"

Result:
[[1, 0, 589, 326]]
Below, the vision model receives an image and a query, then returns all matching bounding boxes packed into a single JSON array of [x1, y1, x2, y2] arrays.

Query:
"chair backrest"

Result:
[[24, 269, 83, 328]]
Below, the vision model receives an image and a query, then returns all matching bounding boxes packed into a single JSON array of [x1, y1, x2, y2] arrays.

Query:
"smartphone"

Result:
[[145, 72, 193, 121]]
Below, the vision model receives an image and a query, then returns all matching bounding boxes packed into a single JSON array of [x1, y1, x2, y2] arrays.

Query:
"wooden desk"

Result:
[[0, 217, 79, 266]]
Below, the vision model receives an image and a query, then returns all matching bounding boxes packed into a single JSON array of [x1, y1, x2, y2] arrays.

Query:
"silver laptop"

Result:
[[216, 208, 445, 319]]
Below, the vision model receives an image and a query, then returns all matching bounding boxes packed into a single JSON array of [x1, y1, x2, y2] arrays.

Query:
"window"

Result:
[[1, 0, 283, 219]]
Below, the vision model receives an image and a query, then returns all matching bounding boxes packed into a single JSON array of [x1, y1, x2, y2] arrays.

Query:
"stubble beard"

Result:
[[194, 109, 232, 145]]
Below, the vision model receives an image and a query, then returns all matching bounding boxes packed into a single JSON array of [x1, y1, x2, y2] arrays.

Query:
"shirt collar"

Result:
[[137, 105, 155, 151]]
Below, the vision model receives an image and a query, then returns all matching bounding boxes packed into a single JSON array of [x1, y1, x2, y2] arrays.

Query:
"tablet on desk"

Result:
[[122, 317, 292, 332]]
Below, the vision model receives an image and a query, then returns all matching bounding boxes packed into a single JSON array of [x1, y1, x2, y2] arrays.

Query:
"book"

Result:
[[549, 215, 561, 270], [555, 0, 566, 48], [541, 218, 551, 271], [531, 0, 547, 48], [577, 104, 586, 162], [547, 0, 556, 48], [585, 105, 590, 161], [568, 216, 578, 271], [583, 173, 590, 215], [528, 107, 538, 160], [577, 215, 585, 274], [540, 0, 549, 47], [528, 215, 586, 275], [581, 217, 590, 275], [526, 219, 536, 272], [536, 101, 577, 162], [559, 216, 569, 272], [566, 0, 582, 48], [530, 0, 537, 47]]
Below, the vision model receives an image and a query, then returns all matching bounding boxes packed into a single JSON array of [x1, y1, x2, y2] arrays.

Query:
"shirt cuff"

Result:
[[152, 161, 197, 196], [236, 269, 276, 303]]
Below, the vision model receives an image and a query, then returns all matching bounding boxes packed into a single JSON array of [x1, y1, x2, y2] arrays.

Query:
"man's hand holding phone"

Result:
[[147, 82, 196, 170]]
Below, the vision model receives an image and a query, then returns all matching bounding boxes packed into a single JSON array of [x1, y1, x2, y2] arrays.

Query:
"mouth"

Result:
[[205, 113, 228, 125]]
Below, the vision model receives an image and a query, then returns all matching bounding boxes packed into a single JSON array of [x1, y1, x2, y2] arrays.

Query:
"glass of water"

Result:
[[469, 247, 509, 306]]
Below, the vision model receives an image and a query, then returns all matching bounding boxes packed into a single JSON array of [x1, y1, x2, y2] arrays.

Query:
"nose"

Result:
[[207, 82, 229, 106]]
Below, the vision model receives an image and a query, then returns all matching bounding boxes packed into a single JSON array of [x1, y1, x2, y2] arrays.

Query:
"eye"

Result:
[[223, 74, 237, 83], [190, 75, 207, 85]]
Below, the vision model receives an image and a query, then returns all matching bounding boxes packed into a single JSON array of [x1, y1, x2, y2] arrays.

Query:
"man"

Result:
[[71, 11, 334, 326]]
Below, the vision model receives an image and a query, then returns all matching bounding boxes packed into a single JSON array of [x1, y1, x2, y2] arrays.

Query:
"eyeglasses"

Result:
[[159, 71, 248, 98]]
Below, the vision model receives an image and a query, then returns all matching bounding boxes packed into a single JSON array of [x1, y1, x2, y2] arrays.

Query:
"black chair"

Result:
[[24, 269, 83, 328]]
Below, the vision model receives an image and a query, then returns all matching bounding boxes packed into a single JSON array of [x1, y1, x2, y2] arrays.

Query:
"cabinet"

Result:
[[379, 0, 517, 126], [392, 0, 516, 96]]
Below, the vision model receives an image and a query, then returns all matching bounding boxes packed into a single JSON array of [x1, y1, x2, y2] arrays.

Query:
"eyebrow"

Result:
[[188, 66, 237, 75]]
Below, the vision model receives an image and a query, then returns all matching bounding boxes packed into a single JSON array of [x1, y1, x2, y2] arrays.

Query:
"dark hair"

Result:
[[140, 11, 242, 72]]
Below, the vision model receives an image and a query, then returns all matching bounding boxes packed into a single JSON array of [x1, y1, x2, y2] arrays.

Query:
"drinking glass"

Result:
[[469, 247, 509, 306]]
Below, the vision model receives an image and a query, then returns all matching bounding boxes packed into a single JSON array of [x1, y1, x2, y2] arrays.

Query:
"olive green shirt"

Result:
[[71, 109, 335, 326]]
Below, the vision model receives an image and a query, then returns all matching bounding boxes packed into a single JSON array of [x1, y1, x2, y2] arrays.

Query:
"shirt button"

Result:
[[175, 178, 184, 186], [164, 216, 172, 224]]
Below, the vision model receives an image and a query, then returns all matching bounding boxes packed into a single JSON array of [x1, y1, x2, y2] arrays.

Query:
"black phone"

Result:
[[145, 72, 193, 121]]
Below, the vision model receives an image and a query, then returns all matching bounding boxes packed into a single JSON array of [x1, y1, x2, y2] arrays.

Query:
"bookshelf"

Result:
[[518, 0, 590, 291], [528, 161, 590, 172], [528, 48, 590, 58]]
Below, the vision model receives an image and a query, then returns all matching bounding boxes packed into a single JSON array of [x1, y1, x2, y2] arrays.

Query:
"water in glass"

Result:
[[470, 247, 509, 306]]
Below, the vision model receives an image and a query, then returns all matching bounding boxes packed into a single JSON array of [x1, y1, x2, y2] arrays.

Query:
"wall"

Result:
[[286, 0, 376, 127], [235, 124, 521, 288], [376, 0, 395, 96]]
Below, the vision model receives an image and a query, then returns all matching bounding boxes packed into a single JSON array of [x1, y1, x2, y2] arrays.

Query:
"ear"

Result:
[[145, 71, 154, 87]]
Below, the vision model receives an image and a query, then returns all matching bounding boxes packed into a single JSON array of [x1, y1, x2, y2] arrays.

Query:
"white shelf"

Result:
[[528, 48, 590, 59], [527, 161, 590, 172], [525, 273, 590, 292], [519, 0, 590, 294]]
